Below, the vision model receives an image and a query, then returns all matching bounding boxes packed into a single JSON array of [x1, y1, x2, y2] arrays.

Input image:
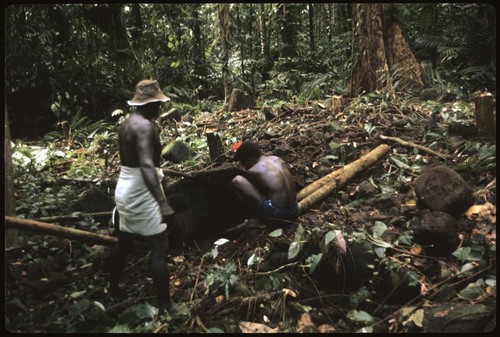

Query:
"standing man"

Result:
[[109, 79, 176, 316], [231, 141, 298, 225]]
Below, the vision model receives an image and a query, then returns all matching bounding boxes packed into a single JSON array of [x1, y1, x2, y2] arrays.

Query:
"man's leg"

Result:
[[109, 231, 134, 297], [146, 230, 172, 314], [231, 175, 263, 207]]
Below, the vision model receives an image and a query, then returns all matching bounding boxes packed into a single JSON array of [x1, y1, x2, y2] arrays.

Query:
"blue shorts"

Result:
[[255, 199, 299, 223]]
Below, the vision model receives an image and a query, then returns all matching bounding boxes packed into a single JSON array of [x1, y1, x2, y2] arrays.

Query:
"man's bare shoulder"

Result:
[[126, 114, 154, 133]]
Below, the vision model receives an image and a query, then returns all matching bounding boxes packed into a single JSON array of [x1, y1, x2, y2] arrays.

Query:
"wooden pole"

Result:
[[5, 216, 118, 246]]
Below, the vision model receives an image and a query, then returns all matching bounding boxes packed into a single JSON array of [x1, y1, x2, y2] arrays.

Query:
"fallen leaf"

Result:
[[239, 321, 278, 333], [296, 313, 315, 333]]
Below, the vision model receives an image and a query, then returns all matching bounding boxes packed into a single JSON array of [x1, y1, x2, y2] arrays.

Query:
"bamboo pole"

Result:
[[5, 216, 117, 246], [297, 144, 391, 214]]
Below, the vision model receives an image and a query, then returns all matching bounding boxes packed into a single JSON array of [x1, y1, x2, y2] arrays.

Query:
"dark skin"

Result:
[[118, 101, 174, 217], [232, 154, 296, 210], [110, 101, 175, 315]]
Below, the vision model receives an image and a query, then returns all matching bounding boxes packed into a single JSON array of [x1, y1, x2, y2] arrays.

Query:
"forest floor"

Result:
[[5, 94, 496, 333]]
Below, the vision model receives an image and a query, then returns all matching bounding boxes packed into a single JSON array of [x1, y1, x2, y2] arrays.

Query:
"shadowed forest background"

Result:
[[5, 3, 496, 138]]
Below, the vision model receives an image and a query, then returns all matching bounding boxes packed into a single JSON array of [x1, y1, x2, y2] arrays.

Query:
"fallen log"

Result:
[[297, 144, 391, 214], [297, 144, 391, 202], [5, 216, 117, 246]]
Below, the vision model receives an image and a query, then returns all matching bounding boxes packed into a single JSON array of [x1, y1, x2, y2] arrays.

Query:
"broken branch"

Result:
[[379, 134, 451, 160]]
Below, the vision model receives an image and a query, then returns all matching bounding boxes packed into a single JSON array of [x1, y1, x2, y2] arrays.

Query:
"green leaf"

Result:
[[70, 290, 87, 299], [346, 309, 374, 323], [288, 241, 302, 260], [458, 279, 485, 300], [305, 253, 323, 274], [268, 228, 283, 237], [408, 309, 424, 327], [391, 157, 411, 170], [372, 221, 387, 239], [323, 230, 335, 247]]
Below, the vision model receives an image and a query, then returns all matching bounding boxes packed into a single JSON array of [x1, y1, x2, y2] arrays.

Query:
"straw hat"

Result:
[[127, 79, 170, 106]]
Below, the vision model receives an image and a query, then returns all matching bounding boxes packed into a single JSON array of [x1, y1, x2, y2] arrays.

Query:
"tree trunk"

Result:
[[217, 4, 231, 108], [350, 3, 423, 96], [474, 92, 496, 138], [258, 3, 271, 81], [206, 130, 225, 163], [277, 3, 298, 58], [5, 107, 18, 247], [308, 4, 315, 52]]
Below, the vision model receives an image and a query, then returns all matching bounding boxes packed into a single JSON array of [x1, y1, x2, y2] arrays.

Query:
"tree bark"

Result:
[[217, 4, 231, 107], [5, 107, 18, 247], [474, 92, 496, 138], [206, 130, 225, 163], [5, 216, 117, 246], [350, 3, 423, 96], [297, 144, 391, 213]]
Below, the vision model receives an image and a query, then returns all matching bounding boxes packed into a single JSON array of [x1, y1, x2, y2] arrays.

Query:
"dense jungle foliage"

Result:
[[5, 3, 496, 139], [4, 3, 497, 334]]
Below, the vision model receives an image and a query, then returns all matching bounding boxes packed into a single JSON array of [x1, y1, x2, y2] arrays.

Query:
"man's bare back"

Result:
[[232, 142, 298, 223]]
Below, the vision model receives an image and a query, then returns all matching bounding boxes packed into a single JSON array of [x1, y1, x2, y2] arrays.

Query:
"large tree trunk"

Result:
[[5, 108, 18, 247], [258, 3, 271, 81], [350, 3, 423, 96], [277, 3, 298, 58], [217, 4, 231, 108]]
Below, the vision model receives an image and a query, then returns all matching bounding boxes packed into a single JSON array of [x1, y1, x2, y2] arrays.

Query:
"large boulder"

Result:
[[412, 210, 459, 256], [413, 165, 474, 216]]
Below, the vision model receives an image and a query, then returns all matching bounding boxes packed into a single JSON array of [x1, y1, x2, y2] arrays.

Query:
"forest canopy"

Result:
[[4, 3, 496, 138]]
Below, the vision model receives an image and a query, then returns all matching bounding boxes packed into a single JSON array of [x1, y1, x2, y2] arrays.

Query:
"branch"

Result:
[[33, 211, 112, 223], [5, 216, 117, 246], [379, 134, 451, 160]]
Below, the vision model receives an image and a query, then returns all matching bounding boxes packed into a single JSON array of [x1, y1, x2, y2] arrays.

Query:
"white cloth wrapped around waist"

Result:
[[115, 166, 167, 236]]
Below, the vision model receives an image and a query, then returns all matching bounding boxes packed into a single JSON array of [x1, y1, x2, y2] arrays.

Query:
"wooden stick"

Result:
[[379, 134, 451, 160], [5, 216, 117, 246], [33, 211, 112, 223]]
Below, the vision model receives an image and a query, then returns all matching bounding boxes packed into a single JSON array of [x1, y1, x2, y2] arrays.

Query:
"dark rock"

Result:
[[159, 108, 181, 124], [73, 187, 114, 212], [423, 303, 495, 332], [413, 165, 474, 216], [227, 88, 256, 112], [357, 180, 378, 198], [163, 164, 247, 246], [162, 140, 191, 163], [412, 210, 459, 256]]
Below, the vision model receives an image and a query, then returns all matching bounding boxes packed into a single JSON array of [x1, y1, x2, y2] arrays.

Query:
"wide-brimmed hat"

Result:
[[127, 79, 170, 106]]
